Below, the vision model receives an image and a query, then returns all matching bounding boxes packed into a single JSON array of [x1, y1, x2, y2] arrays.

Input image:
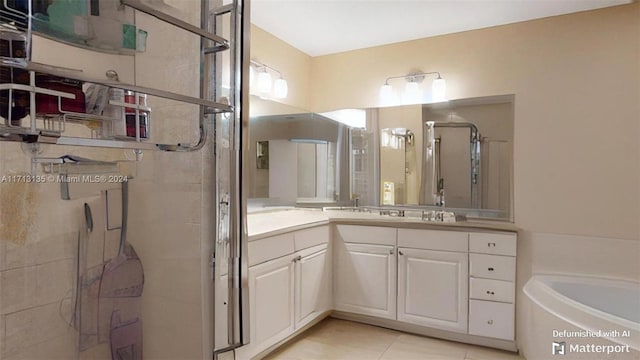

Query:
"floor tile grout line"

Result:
[[377, 332, 402, 360], [267, 318, 524, 360]]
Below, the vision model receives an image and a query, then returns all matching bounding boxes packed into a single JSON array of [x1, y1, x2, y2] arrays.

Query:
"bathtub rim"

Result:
[[523, 273, 639, 351]]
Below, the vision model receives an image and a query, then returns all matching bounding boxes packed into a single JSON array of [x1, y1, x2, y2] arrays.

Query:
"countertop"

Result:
[[247, 208, 519, 241]]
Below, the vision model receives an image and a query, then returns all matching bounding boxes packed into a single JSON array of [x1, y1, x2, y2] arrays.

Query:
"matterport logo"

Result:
[[552, 341, 566, 355], [551, 341, 631, 356]]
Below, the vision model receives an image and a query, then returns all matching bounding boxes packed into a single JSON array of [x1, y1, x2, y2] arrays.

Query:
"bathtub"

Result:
[[522, 275, 640, 359]]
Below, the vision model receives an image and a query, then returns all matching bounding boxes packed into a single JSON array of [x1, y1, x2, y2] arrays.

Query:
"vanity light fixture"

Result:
[[380, 71, 446, 106], [257, 68, 272, 94], [273, 78, 288, 99], [250, 60, 288, 99]]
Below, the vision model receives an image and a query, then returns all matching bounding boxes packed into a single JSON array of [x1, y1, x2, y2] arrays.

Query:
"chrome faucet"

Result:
[[436, 178, 446, 207], [438, 189, 446, 207], [351, 193, 360, 209]]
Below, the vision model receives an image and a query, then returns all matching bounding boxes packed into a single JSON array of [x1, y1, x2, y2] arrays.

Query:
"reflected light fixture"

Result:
[[380, 71, 446, 106], [249, 65, 255, 93], [257, 68, 272, 94], [273, 78, 288, 99], [431, 75, 446, 102], [379, 83, 393, 106], [251, 60, 288, 99]]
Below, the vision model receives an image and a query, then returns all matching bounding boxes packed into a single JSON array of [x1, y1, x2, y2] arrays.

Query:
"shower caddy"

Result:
[[0, 0, 243, 152]]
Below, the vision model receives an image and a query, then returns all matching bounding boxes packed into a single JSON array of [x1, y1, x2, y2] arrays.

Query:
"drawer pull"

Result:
[[487, 242, 496, 247], [488, 267, 495, 271], [486, 290, 495, 295], [292, 256, 302, 263], [487, 320, 494, 325]]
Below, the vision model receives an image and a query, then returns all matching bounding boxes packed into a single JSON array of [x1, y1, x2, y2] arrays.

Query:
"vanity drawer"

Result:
[[469, 232, 516, 256], [335, 225, 396, 246], [469, 300, 515, 340], [469, 254, 515, 281], [397, 228, 467, 252], [249, 233, 295, 267], [294, 225, 330, 251], [470, 278, 514, 303]]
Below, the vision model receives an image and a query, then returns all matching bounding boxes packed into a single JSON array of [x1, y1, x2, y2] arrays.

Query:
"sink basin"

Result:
[[322, 206, 371, 213]]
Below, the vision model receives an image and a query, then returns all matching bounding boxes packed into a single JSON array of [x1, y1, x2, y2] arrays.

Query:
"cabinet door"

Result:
[[295, 247, 331, 328], [397, 248, 468, 333], [334, 242, 396, 319], [248, 254, 295, 356]]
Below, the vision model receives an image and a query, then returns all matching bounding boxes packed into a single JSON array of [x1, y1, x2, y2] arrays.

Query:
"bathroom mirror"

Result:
[[248, 96, 351, 207], [249, 93, 513, 219]]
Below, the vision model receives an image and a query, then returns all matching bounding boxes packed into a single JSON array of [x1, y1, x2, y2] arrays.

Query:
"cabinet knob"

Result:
[[487, 320, 494, 325], [488, 267, 495, 271], [486, 290, 495, 295], [398, 250, 404, 256], [389, 249, 394, 255], [106, 69, 119, 81], [292, 256, 302, 263]]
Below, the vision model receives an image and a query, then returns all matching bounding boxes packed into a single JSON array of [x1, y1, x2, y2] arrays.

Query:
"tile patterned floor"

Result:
[[264, 318, 526, 360]]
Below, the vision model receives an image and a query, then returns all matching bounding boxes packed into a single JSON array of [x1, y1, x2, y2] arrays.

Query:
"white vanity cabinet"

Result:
[[248, 253, 296, 352], [241, 225, 331, 359], [468, 232, 517, 341], [243, 220, 519, 358], [332, 225, 518, 351], [397, 229, 469, 333], [295, 243, 331, 328], [334, 225, 397, 319]]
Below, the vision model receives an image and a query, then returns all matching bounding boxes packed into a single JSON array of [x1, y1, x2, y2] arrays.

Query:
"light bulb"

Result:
[[403, 81, 422, 104], [257, 70, 272, 94], [274, 78, 288, 99], [432, 77, 447, 102], [379, 84, 393, 106]]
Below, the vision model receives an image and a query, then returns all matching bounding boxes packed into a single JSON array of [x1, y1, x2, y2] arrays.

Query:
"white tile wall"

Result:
[[142, 297, 203, 360], [35, 259, 75, 307], [0, 267, 37, 316], [3, 303, 74, 358], [0, 2, 208, 359]]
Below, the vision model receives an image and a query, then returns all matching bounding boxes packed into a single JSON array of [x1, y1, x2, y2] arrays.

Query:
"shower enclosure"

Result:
[[0, 1, 249, 359], [420, 121, 482, 208]]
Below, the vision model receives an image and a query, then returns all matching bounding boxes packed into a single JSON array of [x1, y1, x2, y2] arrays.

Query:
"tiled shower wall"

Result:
[[1, 1, 211, 359], [0, 143, 124, 360]]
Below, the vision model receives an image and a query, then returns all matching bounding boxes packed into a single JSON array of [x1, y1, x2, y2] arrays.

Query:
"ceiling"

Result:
[[251, 0, 631, 56]]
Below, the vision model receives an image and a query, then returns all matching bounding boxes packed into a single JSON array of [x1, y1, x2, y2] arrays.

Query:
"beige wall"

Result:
[[250, 4, 640, 240], [250, 25, 312, 112], [310, 4, 640, 242]]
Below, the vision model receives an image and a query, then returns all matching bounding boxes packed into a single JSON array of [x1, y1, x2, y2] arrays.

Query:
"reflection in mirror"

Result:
[[249, 94, 513, 220], [294, 140, 335, 201], [380, 127, 414, 205], [420, 121, 481, 208], [421, 96, 513, 218], [248, 109, 350, 207], [377, 94, 513, 219]]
